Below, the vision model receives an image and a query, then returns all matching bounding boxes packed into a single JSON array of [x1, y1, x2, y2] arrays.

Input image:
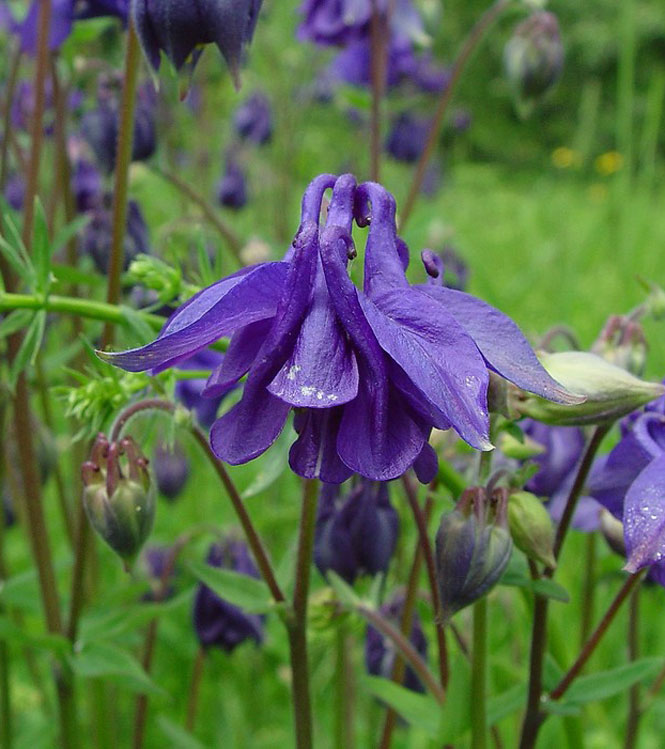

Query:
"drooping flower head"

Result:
[[132, 0, 263, 88], [314, 479, 399, 583], [217, 155, 248, 210], [99, 173, 576, 483], [233, 92, 273, 146], [193, 540, 264, 651], [385, 111, 430, 163], [152, 440, 189, 501]]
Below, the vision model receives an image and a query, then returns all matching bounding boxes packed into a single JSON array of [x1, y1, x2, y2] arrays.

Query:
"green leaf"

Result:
[[531, 578, 570, 603], [0, 203, 36, 285], [9, 310, 46, 388], [362, 677, 441, 738], [0, 616, 70, 655], [0, 234, 30, 280], [156, 716, 207, 749], [32, 198, 51, 292], [487, 683, 526, 725], [70, 641, 165, 696], [120, 304, 160, 344], [187, 560, 274, 614], [563, 658, 665, 705], [325, 570, 363, 608], [51, 262, 105, 288], [51, 213, 90, 258], [0, 309, 34, 339]]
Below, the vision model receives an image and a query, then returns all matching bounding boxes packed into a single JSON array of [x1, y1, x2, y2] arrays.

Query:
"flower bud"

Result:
[[599, 509, 626, 558], [508, 491, 556, 569], [82, 433, 155, 565], [516, 351, 665, 426], [503, 12, 563, 106], [233, 92, 273, 145], [498, 430, 545, 461], [153, 440, 189, 501], [217, 157, 248, 210], [591, 315, 647, 376], [435, 487, 513, 620]]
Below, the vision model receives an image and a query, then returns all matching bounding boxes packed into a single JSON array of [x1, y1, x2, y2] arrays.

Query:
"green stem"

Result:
[[471, 597, 488, 749], [185, 648, 206, 733], [101, 23, 141, 348], [334, 623, 354, 749], [132, 619, 157, 749], [287, 478, 318, 749], [402, 475, 448, 689], [399, 0, 510, 230], [579, 534, 597, 646], [624, 586, 641, 749]]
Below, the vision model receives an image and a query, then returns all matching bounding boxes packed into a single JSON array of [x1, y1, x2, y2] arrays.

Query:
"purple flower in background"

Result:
[[175, 349, 236, 429], [421, 247, 468, 292], [81, 198, 150, 273], [11, 0, 127, 55], [132, 0, 263, 87], [588, 385, 665, 574], [329, 34, 417, 90], [81, 83, 156, 173], [4, 174, 25, 211], [365, 594, 427, 693], [71, 158, 103, 212], [217, 156, 248, 210], [233, 92, 273, 145], [99, 173, 574, 483], [314, 480, 399, 583], [142, 545, 176, 601], [193, 541, 264, 652], [152, 440, 189, 500], [385, 112, 430, 163]]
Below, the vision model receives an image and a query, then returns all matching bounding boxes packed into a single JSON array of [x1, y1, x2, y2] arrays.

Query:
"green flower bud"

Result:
[[508, 491, 556, 569], [82, 433, 155, 566], [517, 351, 664, 426], [498, 430, 546, 460], [435, 488, 513, 620]]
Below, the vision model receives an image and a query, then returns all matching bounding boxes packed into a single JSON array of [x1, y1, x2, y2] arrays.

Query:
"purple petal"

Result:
[[268, 262, 359, 407], [420, 286, 576, 405], [413, 442, 438, 484], [624, 455, 665, 572], [360, 287, 491, 450], [282, 174, 337, 262], [289, 408, 353, 483], [203, 319, 273, 397], [97, 263, 288, 372], [211, 224, 319, 464]]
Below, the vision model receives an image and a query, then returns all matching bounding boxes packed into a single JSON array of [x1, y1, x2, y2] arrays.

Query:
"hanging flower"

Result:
[[99, 173, 575, 483]]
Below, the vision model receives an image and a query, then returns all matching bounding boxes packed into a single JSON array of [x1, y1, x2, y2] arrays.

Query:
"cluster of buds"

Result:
[[592, 315, 647, 376], [82, 433, 155, 567], [435, 486, 513, 620]]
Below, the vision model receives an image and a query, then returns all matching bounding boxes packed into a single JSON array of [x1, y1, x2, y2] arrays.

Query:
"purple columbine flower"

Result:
[[328, 34, 418, 90], [298, 0, 423, 48], [314, 479, 399, 583], [175, 349, 237, 430], [81, 83, 156, 174], [81, 198, 150, 274], [99, 174, 575, 483], [217, 156, 248, 210], [71, 157, 103, 213], [4, 174, 25, 211], [365, 594, 427, 693], [132, 0, 263, 88], [385, 111, 430, 163], [11, 0, 127, 55], [233, 92, 273, 146], [588, 384, 665, 574], [422, 247, 468, 292], [193, 541, 264, 652]]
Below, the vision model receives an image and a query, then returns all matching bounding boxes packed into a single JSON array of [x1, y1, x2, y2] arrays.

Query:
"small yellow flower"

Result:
[[551, 147, 581, 169], [595, 151, 623, 176]]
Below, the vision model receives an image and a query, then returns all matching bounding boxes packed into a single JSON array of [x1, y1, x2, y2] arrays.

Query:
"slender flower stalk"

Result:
[[471, 597, 488, 749], [624, 587, 641, 749], [399, 0, 511, 230], [520, 423, 610, 748], [288, 478, 319, 749], [335, 623, 355, 749], [101, 22, 141, 348], [379, 494, 433, 749], [550, 571, 645, 701], [402, 475, 448, 688], [152, 166, 243, 263], [185, 648, 206, 733]]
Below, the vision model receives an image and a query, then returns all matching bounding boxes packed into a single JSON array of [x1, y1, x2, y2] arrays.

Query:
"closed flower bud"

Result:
[[599, 509, 626, 558], [82, 433, 155, 565], [435, 487, 513, 620], [508, 491, 556, 568], [498, 430, 545, 461], [592, 315, 647, 376], [314, 480, 399, 584], [153, 440, 189, 501], [517, 351, 664, 426], [503, 12, 563, 106], [217, 157, 248, 210]]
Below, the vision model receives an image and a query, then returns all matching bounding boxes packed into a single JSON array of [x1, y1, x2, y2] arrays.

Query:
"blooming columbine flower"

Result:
[[132, 0, 263, 87], [314, 479, 399, 583], [589, 385, 665, 575], [99, 173, 575, 482]]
